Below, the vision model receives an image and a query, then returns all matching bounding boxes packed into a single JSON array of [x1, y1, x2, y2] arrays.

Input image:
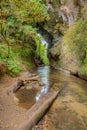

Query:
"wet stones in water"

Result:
[[26, 81, 41, 91], [12, 74, 44, 93], [25, 77, 45, 90]]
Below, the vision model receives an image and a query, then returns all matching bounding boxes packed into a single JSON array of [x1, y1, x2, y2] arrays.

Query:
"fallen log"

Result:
[[18, 87, 63, 130]]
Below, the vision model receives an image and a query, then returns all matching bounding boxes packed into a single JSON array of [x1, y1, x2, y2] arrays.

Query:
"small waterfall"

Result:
[[37, 33, 48, 49], [35, 33, 50, 101], [35, 32, 50, 66]]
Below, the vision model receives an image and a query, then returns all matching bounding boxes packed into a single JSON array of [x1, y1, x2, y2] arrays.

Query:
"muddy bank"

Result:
[[0, 73, 27, 130], [0, 71, 44, 130], [0, 68, 87, 130]]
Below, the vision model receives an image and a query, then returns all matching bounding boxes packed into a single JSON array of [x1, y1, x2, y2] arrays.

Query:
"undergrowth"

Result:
[[0, 43, 34, 76], [62, 18, 87, 74], [35, 36, 49, 65]]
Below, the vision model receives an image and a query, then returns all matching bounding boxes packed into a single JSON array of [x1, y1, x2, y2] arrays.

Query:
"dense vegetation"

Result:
[[0, 0, 49, 76], [60, 18, 87, 74]]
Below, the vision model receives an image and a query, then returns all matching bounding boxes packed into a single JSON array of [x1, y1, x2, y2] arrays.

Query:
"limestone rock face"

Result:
[[44, 0, 81, 40], [44, 0, 87, 80], [44, 0, 87, 39]]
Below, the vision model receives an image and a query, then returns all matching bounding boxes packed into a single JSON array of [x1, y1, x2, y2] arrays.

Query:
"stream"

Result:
[[15, 33, 87, 130], [35, 65, 50, 101], [15, 66, 87, 130]]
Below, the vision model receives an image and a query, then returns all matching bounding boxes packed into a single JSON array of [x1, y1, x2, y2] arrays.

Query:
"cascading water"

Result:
[[35, 33, 50, 101], [37, 33, 48, 49], [35, 32, 50, 66]]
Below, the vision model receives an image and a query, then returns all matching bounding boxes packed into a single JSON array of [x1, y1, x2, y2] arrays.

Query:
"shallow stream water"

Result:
[[16, 66, 87, 130]]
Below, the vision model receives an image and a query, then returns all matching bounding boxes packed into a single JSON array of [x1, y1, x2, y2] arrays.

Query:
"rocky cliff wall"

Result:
[[44, 0, 87, 80]]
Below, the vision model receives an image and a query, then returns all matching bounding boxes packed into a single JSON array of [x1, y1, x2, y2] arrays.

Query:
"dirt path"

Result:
[[0, 72, 30, 130]]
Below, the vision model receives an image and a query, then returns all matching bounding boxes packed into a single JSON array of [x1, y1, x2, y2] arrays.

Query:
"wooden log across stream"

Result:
[[18, 87, 63, 130]]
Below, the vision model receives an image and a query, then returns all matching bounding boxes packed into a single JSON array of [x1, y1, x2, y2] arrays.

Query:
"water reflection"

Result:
[[36, 65, 50, 101], [15, 66, 87, 112]]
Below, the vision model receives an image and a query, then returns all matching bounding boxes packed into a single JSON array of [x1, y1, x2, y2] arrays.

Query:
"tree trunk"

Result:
[[18, 87, 63, 130]]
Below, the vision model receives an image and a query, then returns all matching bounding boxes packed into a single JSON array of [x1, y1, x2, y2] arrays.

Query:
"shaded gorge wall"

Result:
[[41, 0, 87, 80]]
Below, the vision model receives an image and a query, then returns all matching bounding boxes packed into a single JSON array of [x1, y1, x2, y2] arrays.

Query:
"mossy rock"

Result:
[[58, 18, 87, 75]]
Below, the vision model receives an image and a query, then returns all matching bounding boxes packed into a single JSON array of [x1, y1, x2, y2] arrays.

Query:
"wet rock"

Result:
[[78, 73, 87, 81], [13, 79, 24, 93], [39, 81, 46, 86], [26, 81, 41, 91]]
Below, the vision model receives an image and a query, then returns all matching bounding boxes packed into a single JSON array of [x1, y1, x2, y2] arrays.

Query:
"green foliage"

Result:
[[0, 44, 21, 76], [12, 44, 34, 58], [0, 0, 49, 75], [81, 65, 87, 74], [12, 0, 49, 24], [40, 45, 49, 64], [35, 35, 49, 64], [0, 0, 49, 45], [36, 38, 49, 64], [6, 59, 21, 77], [0, 43, 35, 76], [0, 0, 49, 47], [62, 18, 87, 74]]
